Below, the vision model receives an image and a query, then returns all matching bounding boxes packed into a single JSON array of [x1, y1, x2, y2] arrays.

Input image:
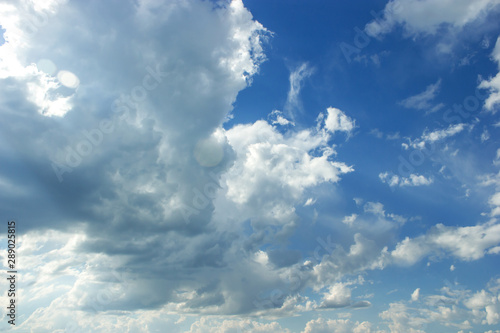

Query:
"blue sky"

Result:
[[1, 0, 500, 332]]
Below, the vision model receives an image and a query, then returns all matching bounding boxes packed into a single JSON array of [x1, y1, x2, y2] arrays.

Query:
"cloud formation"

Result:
[[391, 222, 500, 265], [1, 0, 500, 332], [0, 1, 363, 330], [365, 0, 500, 37], [321, 107, 356, 136], [480, 36, 500, 112], [399, 79, 444, 113], [379, 172, 434, 187], [285, 62, 315, 118]]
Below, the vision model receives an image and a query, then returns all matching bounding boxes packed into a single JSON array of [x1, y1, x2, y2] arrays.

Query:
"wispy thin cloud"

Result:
[[399, 79, 444, 114], [285, 62, 314, 120]]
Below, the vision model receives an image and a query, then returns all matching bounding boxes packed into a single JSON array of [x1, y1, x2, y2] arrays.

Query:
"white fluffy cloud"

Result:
[[320, 283, 353, 308], [479, 36, 500, 112], [312, 233, 389, 289], [318, 277, 370, 310], [341, 201, 408, 237], [489, 192, 500, 216], [269, 109, 295, 126], [301, 317, 372, 333], [365, 0, 500, 37], [342, 213, 358, 226], [411, 288, 420, 302], [462, 279, 500, 325], [379, 302, 427, 333], [224, 119, 352, 206], [391, 222, 500, 265], [378, 278, 500, 332], [479, 171, 500, 216], [186, 317, 290, 333], [322, 107, 356, 135], [379, 172, 434, 187]]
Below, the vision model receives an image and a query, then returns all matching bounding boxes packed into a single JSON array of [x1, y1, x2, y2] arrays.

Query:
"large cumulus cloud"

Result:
[[0, 1, 361, 331]]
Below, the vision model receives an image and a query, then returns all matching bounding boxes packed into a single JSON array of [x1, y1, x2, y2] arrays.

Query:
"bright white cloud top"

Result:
[[1, 0, 500, 332]]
